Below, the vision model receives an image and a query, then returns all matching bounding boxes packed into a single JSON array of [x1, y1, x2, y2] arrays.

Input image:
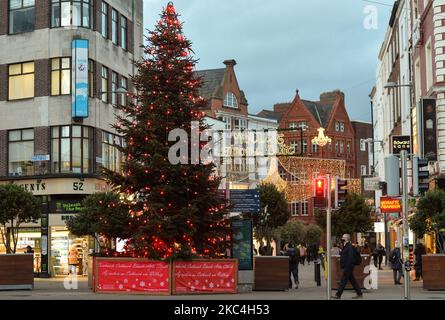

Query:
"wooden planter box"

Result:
[[331, 255, 371, 290], [423, 254, 445, 290], [0, 254, 34, 290], [253, 256, 289, 291], [91, 257, 238, 295]]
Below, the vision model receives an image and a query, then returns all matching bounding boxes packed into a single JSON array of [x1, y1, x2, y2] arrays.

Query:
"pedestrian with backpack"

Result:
[[332, 234, 363, 299], [389, 241, 403, 285], [286, 242, 300, 289]]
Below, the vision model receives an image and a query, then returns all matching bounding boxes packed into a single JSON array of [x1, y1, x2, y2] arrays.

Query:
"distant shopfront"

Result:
[[0, 177, 108, 277]]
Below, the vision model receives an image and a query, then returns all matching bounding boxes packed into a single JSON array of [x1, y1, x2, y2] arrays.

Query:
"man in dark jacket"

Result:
[[332, 234, 363, 299], [414, 243, 426, 281], [389, 241, 403, 285], [286, 242, 300, 289]]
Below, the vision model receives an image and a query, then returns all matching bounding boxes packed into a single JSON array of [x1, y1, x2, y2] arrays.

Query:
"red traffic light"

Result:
[[314, 178, 325, 197]]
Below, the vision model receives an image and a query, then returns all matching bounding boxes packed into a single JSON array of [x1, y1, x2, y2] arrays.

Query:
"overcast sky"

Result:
[[143, 0, 393, 122]]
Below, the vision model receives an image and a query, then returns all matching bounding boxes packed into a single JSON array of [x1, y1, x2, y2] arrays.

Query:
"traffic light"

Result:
[[379, 181, 387, 196], [413, 156, 429, 196], [335, 178, 348, 208], [313, 178, 326, 208]]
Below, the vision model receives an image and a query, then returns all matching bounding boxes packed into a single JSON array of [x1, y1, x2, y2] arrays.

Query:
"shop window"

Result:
[[8, 61, 34, 100], [101, 66, 108, 102], [120, 15, 127, 50], [223, 92, 238, 108], [101, 1, 108, 38], [51, 125, 93, 174], [9, 0, 35, 34], [102, 131, 124, 173], [51, 57, 71, 96], [51, 0, 92, 28], [8, 128, 34, 176], [111, 8, 118, 44]]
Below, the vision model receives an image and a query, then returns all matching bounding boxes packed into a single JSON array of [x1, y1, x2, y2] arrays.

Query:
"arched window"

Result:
[[223, 92, 238, 108]]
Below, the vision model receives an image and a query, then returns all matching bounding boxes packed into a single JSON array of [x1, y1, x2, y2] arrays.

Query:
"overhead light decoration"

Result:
[[312, 127, 331, 147]]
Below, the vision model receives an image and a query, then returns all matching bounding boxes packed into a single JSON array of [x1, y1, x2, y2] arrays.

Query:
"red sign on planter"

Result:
[[94, 258, 171, 294], [173, 260, 238, 294]]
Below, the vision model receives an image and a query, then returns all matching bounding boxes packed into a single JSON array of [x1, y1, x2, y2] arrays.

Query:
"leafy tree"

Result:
[[304, 224, 323, 246], [103, 3, 229, 259], [0, 184, 41, 253], [315, 193, 373, 238], [273, 220, 306, 247], [67, 192, 131, 255], [410, 189, 445, 253], [254, 183, 290, 255]]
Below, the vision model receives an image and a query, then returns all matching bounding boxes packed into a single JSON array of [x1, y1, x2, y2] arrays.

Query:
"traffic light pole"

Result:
[[400, 150, 410, 300], [326, 174, 332, 300]]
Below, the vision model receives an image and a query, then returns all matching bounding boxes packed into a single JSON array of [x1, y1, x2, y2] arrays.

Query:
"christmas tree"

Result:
[[104, 2, 229, 260]]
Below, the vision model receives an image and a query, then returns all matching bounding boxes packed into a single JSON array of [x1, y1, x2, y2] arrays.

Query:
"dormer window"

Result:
[[224, 92, 238, 108]]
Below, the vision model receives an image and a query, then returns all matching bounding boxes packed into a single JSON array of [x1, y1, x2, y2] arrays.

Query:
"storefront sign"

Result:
[[50, 200, 83, 213], [380, 197, 402, 213], [72, 39, 89, 118], [95, 259, 171, 294], [363, 177, 380, 191], [392, 135, 411, 154], [31, 155, 50, 162], [231, 220, 253, 270], [173, 260, 237, 294]]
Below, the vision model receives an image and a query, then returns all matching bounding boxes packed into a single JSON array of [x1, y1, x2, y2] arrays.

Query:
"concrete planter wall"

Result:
[[0, 254, 34, 290]]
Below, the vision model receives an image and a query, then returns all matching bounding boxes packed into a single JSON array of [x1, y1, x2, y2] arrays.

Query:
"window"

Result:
[[335, 122, 340, 131], [51, 0, 92, 28], [120, 76, 127, 106], [51, 126, 93, 173], [426, 39, 433, 91], [111, 71, 118, 105], [120, 15, 127, 50], [223, 92, 238, 108], [9, 0, 35, 34], [101, 2, 108, 38], [340, 122, 345, 132], [102, 131, 124, 172], [290, 202, 300, 216], [288, 122, 297, 129], [234, 118, 247, 130], [8, 129, 34, 176], [101, 66, 108, 102], [347, 142, 351, 154], [89, 60, 94, 97], [335, 141, 339, 153], [8, 62, 34, 100], [360, 139, 367, 151], [340, 141, 344, 153], [301, 201, 308, 216], [279, 170, 286, 180], [302, 140, 307, 153], [111, 9, 118, 44], [298, 121, 307, 131], [290, 140, 298, 154], [51, 57, 71, 96], [217, 116, 231, 130], [312, 143, 318, 154], [361, 165, 367, 176]]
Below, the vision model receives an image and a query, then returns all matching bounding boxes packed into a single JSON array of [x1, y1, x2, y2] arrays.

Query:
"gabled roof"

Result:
[[257, 109, 284, 122], [301, 100, 334, 127], [195, 68, 226, 101]]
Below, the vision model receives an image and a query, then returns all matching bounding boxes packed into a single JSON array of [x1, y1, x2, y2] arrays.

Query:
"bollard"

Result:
[[315, 260, 321, 286]]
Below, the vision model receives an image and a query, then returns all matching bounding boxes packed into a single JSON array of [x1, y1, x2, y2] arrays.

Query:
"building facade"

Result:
[[351, 121, 373, 179], [0, 0, 143, 277]]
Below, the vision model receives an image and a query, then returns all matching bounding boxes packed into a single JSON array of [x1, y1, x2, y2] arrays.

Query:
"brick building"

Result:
[[0, 0, 143, 277], [351, 121, 373, 178], [259, 90, 357, 224]]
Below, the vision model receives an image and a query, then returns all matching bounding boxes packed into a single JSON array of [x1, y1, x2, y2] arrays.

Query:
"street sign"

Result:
[[31, 155, 50, 162], [392, 135, 411, 154], [380, 197, 402, 213], [229, 190, 261, 214], [364, 177, 381, 191]]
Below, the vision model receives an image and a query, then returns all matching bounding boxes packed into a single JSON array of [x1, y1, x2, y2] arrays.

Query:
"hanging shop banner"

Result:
[[422, 98, 437, 161], [231, 220, 253, 270], [173, 260, 238, 294], [392, 135, 411, 155], [72, 39, 89, 118], [380, 197, 402, 213], [94, 258, 171, 294]]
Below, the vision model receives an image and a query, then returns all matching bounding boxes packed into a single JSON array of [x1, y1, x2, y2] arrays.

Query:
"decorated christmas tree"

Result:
[[104, 2, 229, 260]]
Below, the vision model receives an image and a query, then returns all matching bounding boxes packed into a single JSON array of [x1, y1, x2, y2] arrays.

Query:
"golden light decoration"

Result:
[[311, 127, 331, 147]]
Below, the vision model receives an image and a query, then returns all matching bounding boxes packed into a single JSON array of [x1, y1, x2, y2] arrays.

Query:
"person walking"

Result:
[[376, 241, 385, 270], [332, 234, 363, 299], [286, 242, 300, 289], [299, 244, 307, 265], [68, 246, 79, 275], [318, 245, 326, 270], [414, 243, 426, 281], [389, 242, 403, 285]]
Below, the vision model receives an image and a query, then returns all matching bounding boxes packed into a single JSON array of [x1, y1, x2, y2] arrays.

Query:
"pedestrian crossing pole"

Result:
[[400, 150, 411, 300], [326, 174, 332, 300]]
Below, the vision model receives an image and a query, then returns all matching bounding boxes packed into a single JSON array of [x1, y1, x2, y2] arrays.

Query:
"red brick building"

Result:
[[259, 90, 357, 223]]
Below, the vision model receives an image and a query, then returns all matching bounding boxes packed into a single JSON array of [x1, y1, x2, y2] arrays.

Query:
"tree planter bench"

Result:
[[0, 254, 34, 290], [91, 257, 238, 295], [331, 255, 371, 290], [423, 254, 445, 290]]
